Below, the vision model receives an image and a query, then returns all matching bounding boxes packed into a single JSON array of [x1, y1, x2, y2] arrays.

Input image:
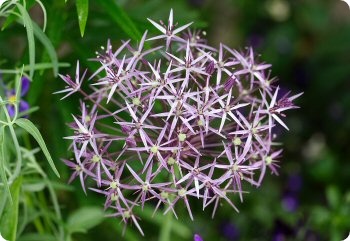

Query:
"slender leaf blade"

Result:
[[14, 118, 60, 177], [16, 3, 35, 78], [32, 21, 59, 76], [76, 0, 89, 37], [0, 176, 22, 241], [0, 126, 12, 203]]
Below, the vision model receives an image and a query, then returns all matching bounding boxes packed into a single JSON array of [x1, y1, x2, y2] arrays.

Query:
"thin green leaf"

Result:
[[14, 118, 60, 178], [1, 7, 19, 31], [16, 3, 35, 78], [0, 176, 22, 241], [99, 0, 141, 41], [17, 106, 40, 118], [67, 206, 104, 234], [22, 181, 46, 192], [0, 126, 12, 203], [0, 62, 70, 74], [32, 21, 59, 76], [32, 0, 47, 32], [158, 212, 173, 241], [76, 0, 89, 37]]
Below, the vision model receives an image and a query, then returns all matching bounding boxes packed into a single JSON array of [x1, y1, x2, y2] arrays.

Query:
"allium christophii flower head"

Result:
[[57, 9, 302, 235]]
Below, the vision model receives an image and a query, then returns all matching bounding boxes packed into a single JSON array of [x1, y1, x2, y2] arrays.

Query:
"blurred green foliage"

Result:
[[1, 0, 350, 240]]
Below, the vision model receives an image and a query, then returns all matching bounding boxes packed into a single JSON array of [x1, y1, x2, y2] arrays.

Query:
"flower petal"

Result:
[[21, 76, 30, 96]]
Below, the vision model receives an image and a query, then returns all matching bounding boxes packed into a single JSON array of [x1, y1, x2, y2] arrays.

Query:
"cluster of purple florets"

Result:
[[57, 9, 301, 235]]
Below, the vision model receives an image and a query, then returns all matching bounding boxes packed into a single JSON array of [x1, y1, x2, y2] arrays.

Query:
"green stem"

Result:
[[158, 212, 173, 241], [0, 96, 22, 183], [8, 125, 22, 182]]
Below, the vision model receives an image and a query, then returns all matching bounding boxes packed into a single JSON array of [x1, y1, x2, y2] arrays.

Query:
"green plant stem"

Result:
[[158, 212, 173, 241], [8, 124, 22, 183], [0, 96, 22, 183]]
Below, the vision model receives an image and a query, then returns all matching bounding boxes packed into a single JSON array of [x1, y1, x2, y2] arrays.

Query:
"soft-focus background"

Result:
[[1, 0, 350, 240]]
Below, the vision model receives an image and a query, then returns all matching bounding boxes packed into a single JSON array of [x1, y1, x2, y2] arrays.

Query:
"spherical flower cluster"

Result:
[[57, 9, 302, 235]]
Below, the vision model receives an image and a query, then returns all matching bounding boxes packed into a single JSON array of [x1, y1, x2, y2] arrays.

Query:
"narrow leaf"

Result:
[[34, 0, 47, 32], [0, 126, 12, 203], [0, 176, 22, 241], [15, 118, 60, 177], [158, 212, 173, 241], [16, 3, 35, 78], [99, 0, 141, 41], [76, 0, 89, 37], [32, 21, 59, 76], [0, 63, 70, 74]]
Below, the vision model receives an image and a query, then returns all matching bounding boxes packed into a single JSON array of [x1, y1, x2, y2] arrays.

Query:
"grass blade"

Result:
[[32, 21, 59, 76], [14, 118, 60, 178], [0, 176, 22, 241], [0, 126, 12, 203], [16, 3, 35, 78], [76, 0, 89, 37]]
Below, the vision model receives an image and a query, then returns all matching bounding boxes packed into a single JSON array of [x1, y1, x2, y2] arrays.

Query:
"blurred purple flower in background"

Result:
[[282, 193, 299, 212], [287, 174, 302, 193], [3, 76, 30, 117], [194, 234, 204, 241], [282, 174, 302, 212], [220, 221, 239, 241], [272, 220, 294, 241]]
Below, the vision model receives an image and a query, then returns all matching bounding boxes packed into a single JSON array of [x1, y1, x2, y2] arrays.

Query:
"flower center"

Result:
[[110, 180, 119, 189], [85, 115, 91, 123], [142, 182, 150, 191], [75, 165, 82, 172], [151, 145, 159, 153], [233, 137, 242, 146], [232, 164, 239, 172], [178, 188, 187, 197], [265, 156, 273, 165], [132, 97, 141, 106], [123, 210, 131, 219], [92, 155, 101, 163], [167, 157, 176, 165], [8, 95, 17, 104], [178, 133, 186, 142], [111, 193, 118, 201], [161, 191, 169, 199]]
